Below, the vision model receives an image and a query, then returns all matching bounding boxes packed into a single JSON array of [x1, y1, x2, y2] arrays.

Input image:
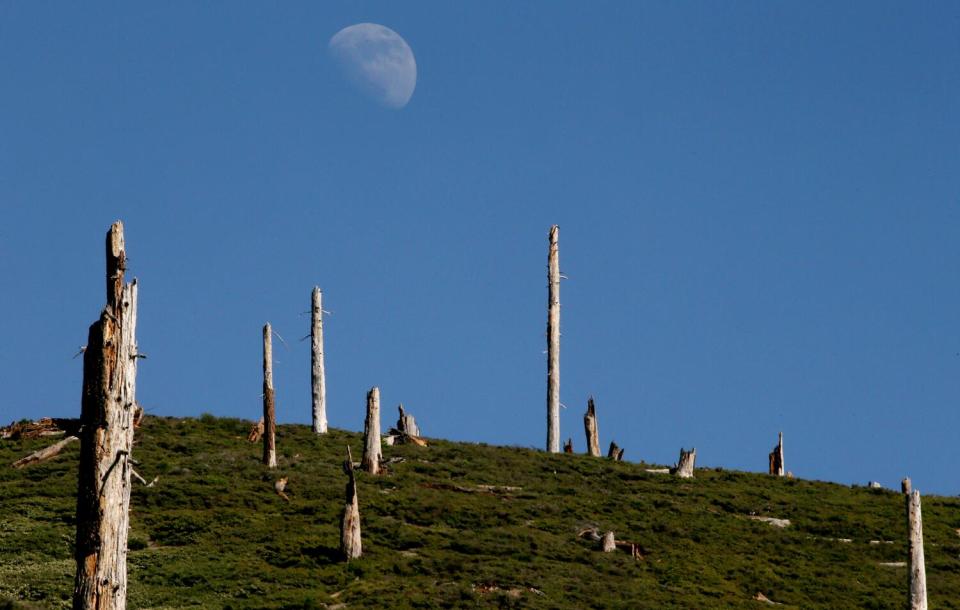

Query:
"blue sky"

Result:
[[1, 3, 958, 494]]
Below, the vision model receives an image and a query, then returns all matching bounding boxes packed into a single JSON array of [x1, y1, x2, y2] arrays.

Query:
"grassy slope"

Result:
[[1, 416, 958, 609]]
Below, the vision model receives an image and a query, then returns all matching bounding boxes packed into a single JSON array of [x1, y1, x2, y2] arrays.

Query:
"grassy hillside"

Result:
[[1, 416, 958, 609]]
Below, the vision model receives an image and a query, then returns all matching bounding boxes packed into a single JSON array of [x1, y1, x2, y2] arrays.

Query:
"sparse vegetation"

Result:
[[1, 416, 959, 608]]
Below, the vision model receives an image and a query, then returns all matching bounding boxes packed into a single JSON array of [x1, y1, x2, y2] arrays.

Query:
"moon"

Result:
[[328, 23, 417, 109]]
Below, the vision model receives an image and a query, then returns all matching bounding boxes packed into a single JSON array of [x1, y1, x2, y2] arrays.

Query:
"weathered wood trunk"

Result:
[[902, 477, 912, 495], [546, 225, 560, 453], [601, 531, 616, 553], [311, 287, 327, 434], [263, 323, 277, 469], [361, 387, 381, 475], [563, 438, 573, 453], [584, 397, 600, 457], [13, 435, 78, 469], [73, 221, 139, 610], [768, 431, 784, 476], [674, 448, 696, 478], [396, 404, 419, 437], [607, 441, 624, 461], [340, 446, 362, 560], [906, 489, 928, 610]]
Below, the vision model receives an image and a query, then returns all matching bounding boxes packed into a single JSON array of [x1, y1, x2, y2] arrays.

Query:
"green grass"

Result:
[[1, 416, 958, 608]]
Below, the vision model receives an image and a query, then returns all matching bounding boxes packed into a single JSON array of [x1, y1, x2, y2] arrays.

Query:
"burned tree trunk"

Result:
[[906, 489, 928, 609], [768, 432, 784, 476], [73, 221, 139, 610], [361, 387, 381, 475], [607, 442, 624, 461], [311, 287, 327, 434], [396, 404, 419, 437], [584, 397, 600, 457], [263, 323, 277, 469], [546, 225, 560, 453], [673, 448, 696, 478], [563, 438, 573, 453], [340, 446, 362, 560]]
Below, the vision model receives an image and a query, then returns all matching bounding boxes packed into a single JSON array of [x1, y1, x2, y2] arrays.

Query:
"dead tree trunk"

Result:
[[601, 531, 616, 552], [311, 287, 327, 434], [263, 323, 277, 469], [674, 448, 696, 478], [607, 441, 624, 461], [563, 438, 573, 453], [396, 404, 419, 437], [340, 446, 362, 560], [906, 489, 928, 609], [584, 397, 600, 457], [361, 387, 381, 475], [546, 225, 560, 453], [73, 221, 139, 610], [768, 431, 784, 476], [13, 435, 78, 469], [902, 477, 912, 495]]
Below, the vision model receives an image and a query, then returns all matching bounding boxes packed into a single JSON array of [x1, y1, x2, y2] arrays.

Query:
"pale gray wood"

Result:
[[546, 225, 560, 453], [362, 387, 382, 474], [907, 489, 928, 609], [11, 435, 78, 468], [263, 323, 277, 469], [396, 404, 420, 437], [74, 221, 139, 610], [601, 531, 616, 553], [584, 397, 600, 457], [902, 477, 912, 495], [340, 446, 362, 560], [674, 447, 696, 478], [311, 287, 327, 434]]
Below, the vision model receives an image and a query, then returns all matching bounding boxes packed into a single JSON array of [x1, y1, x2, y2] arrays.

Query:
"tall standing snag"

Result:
[[906, 489, 928, 609], [583, 397, 600, 457], [362, 387, 381, 475], [263, 323, 277, 469], [546, 225, 561, 453], [768, 432, 784, 476], [73, 221, 139, 610], [311, 287, 327, 434], [340, 446, 362, 560]]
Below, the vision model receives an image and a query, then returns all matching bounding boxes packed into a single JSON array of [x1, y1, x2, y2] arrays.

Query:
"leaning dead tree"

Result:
[[584, 397, 600, 457], [906, 487, 928, 609], [263, 323, 277, 469], [340, 446, 362, 560], [361, 387, 382, 475], [546, 224, 560, 453], [673, 448, 696, 478], [768, 432, 784, 476], [311, 287, 327, 434], [13, 435, 78, 469], [73, 221, 139, 610]]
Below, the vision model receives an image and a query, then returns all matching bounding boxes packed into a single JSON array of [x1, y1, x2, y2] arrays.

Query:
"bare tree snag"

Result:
[[906, 489, 928, 610], [673, 448, 696, 478], [563, 438, 573, 453], [362, 387, 381, 475], [340, 446, 362, 561], [601, 531, 616, 553], [396, 404, 420, 437], [247, 418, 264, 443], [73, 221, 139, 610], [263, 324, 277, 469], [546, 224, 560, 453], [902, 477, 912, 495], [768, 431, 784, 476], [584, 397, 600, 457], [607, 442, 624, 461], [311, 287, 327, 434], [12, 435, 79, 468]]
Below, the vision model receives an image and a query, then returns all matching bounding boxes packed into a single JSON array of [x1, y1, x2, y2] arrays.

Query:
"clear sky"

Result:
[[1, 3, 958, 495]]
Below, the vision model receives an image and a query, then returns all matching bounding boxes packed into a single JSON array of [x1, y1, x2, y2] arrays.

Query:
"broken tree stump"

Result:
[[673, 448, 696, 478], [546, 224, 560, 453], [362, 387, 381, 475], [906, 489, 928, 609], [274, 477, 290, 502], [311, 287, 327, 434], [73, 221, 140, 610], [396, 404, 420, 437], [584, 397, 600, 457], [601, 531, 616, 553], [247, 417, 264, 443], [12, 435, 79, 469], [902, 477, 912, 495], [263, 323, 277, 469], [341, 446, 362, 560], [607, 441, 624, 461], [768, 431, 784, 476], [563, 438, 573, 453]]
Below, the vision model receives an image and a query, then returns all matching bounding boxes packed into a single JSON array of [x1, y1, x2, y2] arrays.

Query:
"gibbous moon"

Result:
[[328, 23, 417, 109]]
